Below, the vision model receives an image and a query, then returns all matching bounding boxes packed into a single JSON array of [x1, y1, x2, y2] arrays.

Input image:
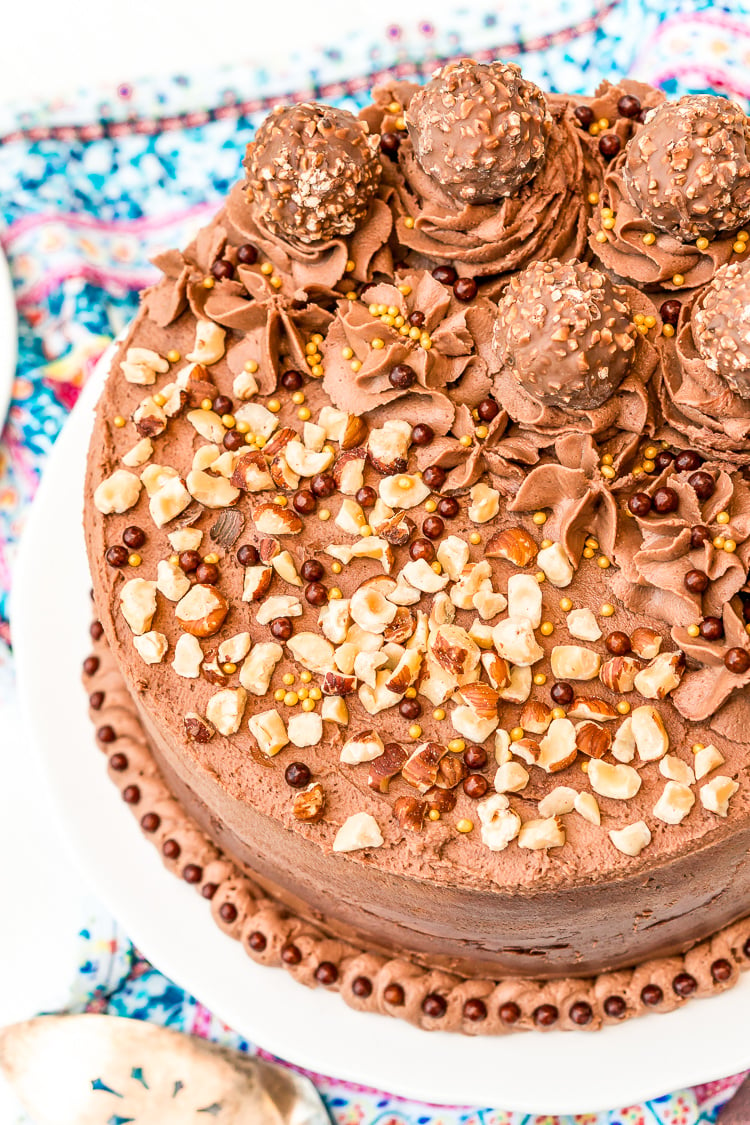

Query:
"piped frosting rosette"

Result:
[[491, 259, 659, 473], [672, 604, 750, 740], [610, 460, 750, 628], [590, 94, 750, 290], [359, 73, 597, 296], [321, 269, 495, 433], [656, 263, 750, 465]]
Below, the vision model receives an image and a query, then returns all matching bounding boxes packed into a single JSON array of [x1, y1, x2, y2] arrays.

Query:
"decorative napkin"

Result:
[[2, 2, 750, 1121]]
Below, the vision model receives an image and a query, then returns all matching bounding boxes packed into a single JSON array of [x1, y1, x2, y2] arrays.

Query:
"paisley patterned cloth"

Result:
[[2, 1, 750, 1120]]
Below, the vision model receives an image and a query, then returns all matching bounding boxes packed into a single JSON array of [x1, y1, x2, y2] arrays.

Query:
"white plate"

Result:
[[0, 244, 17, 427], [11, 349, 750, 1116]]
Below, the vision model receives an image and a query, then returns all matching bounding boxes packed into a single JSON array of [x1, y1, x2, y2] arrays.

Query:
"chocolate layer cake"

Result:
[[84, 61, 750, 1034]]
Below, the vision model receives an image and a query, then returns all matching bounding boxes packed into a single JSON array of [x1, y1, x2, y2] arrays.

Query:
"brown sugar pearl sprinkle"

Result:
[[271, 617, 293, 641], [182, 864, 203, 884], [437, 496, 459, 519], [408, 310, 425, 328], [603, 995, 626, 1018], [315, 962, 339, 985], [463, 744, 487, 769], [569, 1000, 593, 1025], [453, 276, 478, 302], [711, 958, 733, 982], [399, 698, 421, 720], [550, 681, 574, 706], [109, 752, 128, 771], [97, 725, 116, 743], [463, 775, 489, 799], [351, 976, 372, 998], [195, 562, 218, 584], [389, 363, 416, 390], [237, 243, 258, 265], [617, 93, 641, 118], [285, 762, 311, 788], [300, 558, 324, 583], [652, 449, 675, 473], [688, 470, 715, 500], [422, 465, 446, 491], [89, 691, 104, 710], [281, 943, 302, 965], [690, 525, 711, 549], [384, 983, 405, 1006], [219, 902, 238, 924], [248, 931, 267, 952], [179, 549, 202, 572], [356, 485, 378, 508], [599, 133, 621, 159], [106, 545, 129, 568], [672, 972, 697, 997], [281, 368, 304, 391], [605, 631, 631, 655], [628, 491, 652, 517], [162, 839, 180, 859], [422, 515, 445, 540], [422, 993, 447, 1018], [463, 998, 487, 1022], [724, 648, 750, 674], [652, 486, 679, 514], [660, 299, 682, 327], [499, 1001, 521, 1024], [201, 883, 218, 900], [213, 395, 233, 416], [700, 616, 724, 641], [304, 582, 328, 607], [122, 525, 145, 549], [83, 655, 99, 676], [380, 131, 401, 157], [411, 423, 434, 448], [641, 983, 663, 1006], [533, 1003, 558, 1027], [293, 489, 317, 515], [574, 105, 595, 129], [674, 449, 702, 472], [684, 569, 709, 594], [409, 538, 434, 562], [90, 620, 104, 640], [223, 430, 244, 451], [432, 265, 457, 286], [311, 472, 335, 498], [236, 544, 259, 566], [477, 397, 500, 422], [122, 786, 141, 805], [140, 812, 161, 833], [211, 258, 234, 281]]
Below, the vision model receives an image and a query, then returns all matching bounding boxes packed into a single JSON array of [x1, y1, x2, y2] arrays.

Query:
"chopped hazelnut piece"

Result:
[[333, 812, 384, 852], [588, 760, 641, 800], [94, 470, 142, 515], [239, 643, 283, 695], [172, 633, 203, 678], [288, 711, 323, 748], [133, 630, 168, 665], [609, 820, 651, 857], [119, 578, 157, 635], [700, 776, 739, 817], [248, 708, 288, 757], [653, 781, 695, 825], [476, 793, 522, 851], [206, 687, 247, 736], [518, 816, 565, 850]]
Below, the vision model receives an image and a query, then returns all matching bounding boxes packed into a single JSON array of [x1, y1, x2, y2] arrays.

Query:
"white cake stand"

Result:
[[11, 350, 750, 1115]]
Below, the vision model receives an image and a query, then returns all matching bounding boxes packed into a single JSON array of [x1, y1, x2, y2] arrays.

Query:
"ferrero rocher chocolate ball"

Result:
[[405, 59, 551, 205], [692, 260, 750, 397], [494, 259, 637, 409], [623, 94, 750, 241], [245, 102, 382, 245]]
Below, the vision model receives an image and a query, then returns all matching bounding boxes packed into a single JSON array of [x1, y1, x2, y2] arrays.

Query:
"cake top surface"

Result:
[[85, 65, 750, 894]]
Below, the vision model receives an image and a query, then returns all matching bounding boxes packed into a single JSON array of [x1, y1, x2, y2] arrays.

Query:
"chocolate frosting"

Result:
[[360, 82, 597, 294], [321, 270, 495, 432], [611, 463, 750, 626], [656, 292, 750, 464], [673, 604, 750, 732]]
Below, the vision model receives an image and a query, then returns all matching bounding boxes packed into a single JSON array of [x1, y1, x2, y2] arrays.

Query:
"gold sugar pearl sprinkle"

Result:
[[409, 724, 422, 740], [305, 341, 318, 355], [221, 413, 236, 428], [448, 738, 465, 753], [267, 400, 281, 414], [601, 465, 616, 480], [559, 597, 573, 611], [244, 433, 256, 445], [433, 708, 446, 721], [311, 333, 323, 345], [644, 315, 656, 328], [300, 670, 312, 683], [540, 622, 554, 636], [244, 359, 258, 373], [734, 241, 747, 254], [298, 688, 308, 700], [398, 283, 412, 296], [716, 511, 730, 524], [601, 603, 615, 617], [331, 561, 342, 574], [301, 698, 316, 712], [583, 547, 596, 559], [360, 525, 372, 537], [346, 290, 357, 300], [641, 459, 655, 473], [350, 359, 362, 373], [318, 509, 330, 521], [662, 324, 675, 338], [222, 662, 237, 675], [113, 415, 126, 428], [202, 276, 215, 289], [510, 727, 524, 741], [425, 499, 437, 512], [459, 435, 473, 448], [644, 445, 658, 460], [642, 232, 656, 246], [551, 706, 566, 719], [602, 216, 616, 230], [469, 532, 481, 545], [601, 453, 613, 466], [297, 407, 311, 421], [405, 687, 417, 699], [128, 553, 141, 567], [540, 538, 552, 550], [672, 273, 685, 286], [260, 262, 273, 275], [431, 561, 443, 574], [713, 536, 726, 549], [282, 673, 295, 686], [328, 587, 342, 600], [616, 701, 631, 715], [692, 742, 705, 754], [585, 536, 599, 549], [595, 231, 608, 244], [598, 117, 610, 129], [275, 495, 287, 507], [533, 673, 547, 686], [634, 313, 645, 325], [166, 349, 180, 363], [589, 123, 600, 136], [169, 554, 179, 565], [536, 571, 546, 583], [203, 553, 219, 564], [581, 761, 589, 774], [311, 365, 324, 378], [309, 687, 322, 701], [601, 207, 614, 220], [598, 556, 611, 569], [456, 819, 473, 834], [696, 236, 710, 251], [428, 809, 441, 822], [291, 391, 305, 405], [532, 511, 547, 525], [201, 398, 213, 410], [345, 259, 355, 273], [687, 624, 700, 637], [475, 425, 489, 439], [739, 231, 750, 242], [404, 217, 415, 229], [342, 346, 353, 360], [724, 539, 737, 553], [270, 276, 283, 289], [274, 689, 286, 702], [255, 436, 267, 449]]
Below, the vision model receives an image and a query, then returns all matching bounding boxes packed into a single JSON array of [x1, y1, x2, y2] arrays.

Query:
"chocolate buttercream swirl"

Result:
[[656, 291, 750, 464], [672, 604, 750, 735], [360, 82, 597, 296], [508, 433, 618, 564], [144, 222, 229, 327], [321, 270, 495, 432], [610, 463, 750, 627], [492, 282, 658, 470]]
